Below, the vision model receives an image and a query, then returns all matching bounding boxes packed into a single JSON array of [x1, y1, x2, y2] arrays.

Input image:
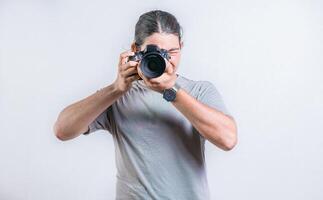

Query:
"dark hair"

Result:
[[134, 10, 183, 49]]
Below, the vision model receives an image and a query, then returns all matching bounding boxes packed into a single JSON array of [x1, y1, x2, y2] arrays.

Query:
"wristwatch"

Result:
[[162, 81, 181, 102]]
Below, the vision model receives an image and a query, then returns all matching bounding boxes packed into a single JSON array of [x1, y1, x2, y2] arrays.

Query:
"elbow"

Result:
[[53, 122, 70, 141], [222, 120, 238, 151], [222, 136, 237, 151], [205, 115, 238, 151], [210, 129, 238, 151]]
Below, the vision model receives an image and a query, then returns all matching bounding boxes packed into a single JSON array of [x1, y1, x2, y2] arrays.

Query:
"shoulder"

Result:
[[189, 79, 217, 93], [177, 75, 219, 95], [195, 80, 220, 99], [177, 74, 214, 86], [177, 74, 212, 89], [196, 80, 214, 89]]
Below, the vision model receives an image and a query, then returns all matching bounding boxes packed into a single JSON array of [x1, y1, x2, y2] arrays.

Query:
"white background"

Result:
[[0, 0, 322, 199]]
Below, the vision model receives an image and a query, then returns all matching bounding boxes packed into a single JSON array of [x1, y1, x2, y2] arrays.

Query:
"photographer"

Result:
[[54, 10, 237, 200]]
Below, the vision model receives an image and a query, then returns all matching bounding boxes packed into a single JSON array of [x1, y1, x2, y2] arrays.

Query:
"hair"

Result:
[[134, 10, 183, 49]]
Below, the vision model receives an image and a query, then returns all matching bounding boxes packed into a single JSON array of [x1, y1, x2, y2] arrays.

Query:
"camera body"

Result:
[[128, 44, 171, 78]]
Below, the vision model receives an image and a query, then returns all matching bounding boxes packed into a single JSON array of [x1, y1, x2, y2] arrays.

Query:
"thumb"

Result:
[[165, 63, 173, 74]]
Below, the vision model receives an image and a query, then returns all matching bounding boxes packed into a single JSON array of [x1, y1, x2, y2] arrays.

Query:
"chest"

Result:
[[112, 90, 193, 137]]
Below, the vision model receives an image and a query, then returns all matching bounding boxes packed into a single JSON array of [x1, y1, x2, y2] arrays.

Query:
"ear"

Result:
[[180, 41, 184, 49], [131, 42, 139, 52]]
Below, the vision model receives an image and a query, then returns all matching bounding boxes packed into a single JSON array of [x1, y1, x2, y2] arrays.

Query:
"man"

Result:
[[54, 10, 237, 200]]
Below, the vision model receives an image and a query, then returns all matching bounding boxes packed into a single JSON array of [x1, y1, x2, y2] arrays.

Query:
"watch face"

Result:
[[163, 89, 176, 101]]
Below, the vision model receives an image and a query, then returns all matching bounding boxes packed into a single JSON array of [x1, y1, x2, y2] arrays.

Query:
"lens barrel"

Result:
[[128, 44, 169, 78]]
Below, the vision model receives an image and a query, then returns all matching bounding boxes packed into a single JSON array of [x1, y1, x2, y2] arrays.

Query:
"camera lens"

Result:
[[140, 54, 166, 78], [147, 59, 159, 71]]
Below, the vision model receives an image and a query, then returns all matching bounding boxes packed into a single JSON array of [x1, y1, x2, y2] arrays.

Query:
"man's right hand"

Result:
[[113, 50, 141, 93]]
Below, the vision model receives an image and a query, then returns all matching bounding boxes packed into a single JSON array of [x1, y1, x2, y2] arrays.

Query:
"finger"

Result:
[[123, 66, 138, 78], [137, 65, 144, 79], [119, 51, 135, 66], [148, 67, 173, 85], [148, 72, 167, 84], [120, 61, 138, 71], [125, 74, 141, 82], [165, 62, 174, 74], [141, 75, 159, 87]]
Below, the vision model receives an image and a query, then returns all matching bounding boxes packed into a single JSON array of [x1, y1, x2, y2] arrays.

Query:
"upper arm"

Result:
[[197, 81, 231, 116], [83, 105, 114, 135]]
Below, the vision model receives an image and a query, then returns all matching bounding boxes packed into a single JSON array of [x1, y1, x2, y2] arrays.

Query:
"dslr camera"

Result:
[[128, 44, 171, 79]]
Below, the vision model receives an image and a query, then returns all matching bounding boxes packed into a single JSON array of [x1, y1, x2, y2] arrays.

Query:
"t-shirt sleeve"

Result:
[[83, 106, 113, 135], [197, 81, 231, 116]]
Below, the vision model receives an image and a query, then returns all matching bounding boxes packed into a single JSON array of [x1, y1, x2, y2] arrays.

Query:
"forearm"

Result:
[[172, 89, 237, 151], [54, 83, 124, 141]]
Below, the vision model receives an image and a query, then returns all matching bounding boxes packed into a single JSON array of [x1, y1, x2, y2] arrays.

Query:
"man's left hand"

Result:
[[137, 61, 177, 93]]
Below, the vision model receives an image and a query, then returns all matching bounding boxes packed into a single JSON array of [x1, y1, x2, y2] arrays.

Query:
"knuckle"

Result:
[[120, 63, 128, 70], [118, 66, 123, 72], [129, 61, 138, 66], [120, 50, 132, 58]]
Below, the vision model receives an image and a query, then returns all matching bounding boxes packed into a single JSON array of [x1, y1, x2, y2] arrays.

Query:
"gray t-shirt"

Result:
[[84, 74, 230, 200]]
